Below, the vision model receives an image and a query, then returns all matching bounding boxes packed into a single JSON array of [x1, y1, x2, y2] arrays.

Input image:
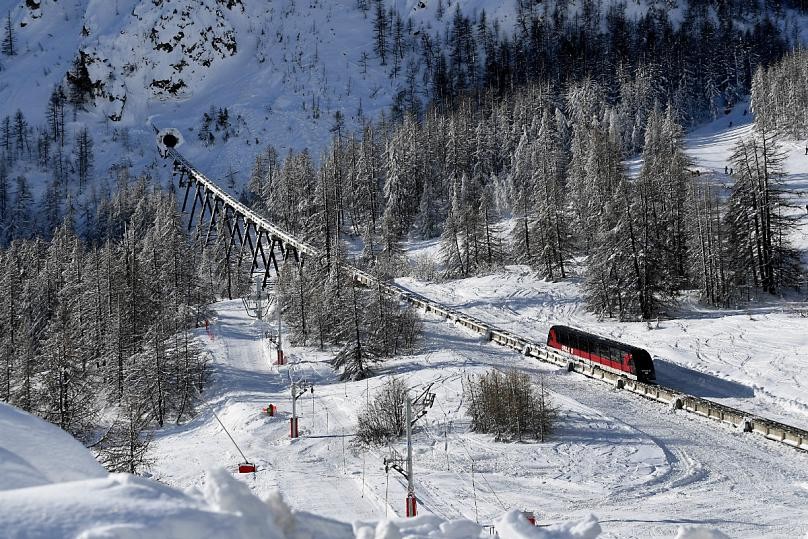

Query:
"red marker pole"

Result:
[[405, 397, 417, 517], [290, 383, 299, 438], [406, 492, 417, 517]]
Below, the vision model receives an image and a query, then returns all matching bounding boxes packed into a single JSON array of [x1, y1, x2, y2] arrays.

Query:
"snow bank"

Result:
[[0, 402, 106, 490], [494, 510, 601, 539], [674, 527, 731, 539], [353, 511, 604, 538], [0, 471, 297, 539], [0, 404, 287, 538]]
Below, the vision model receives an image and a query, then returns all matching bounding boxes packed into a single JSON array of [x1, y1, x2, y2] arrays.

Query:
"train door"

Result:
[[624, 353, 635, 376], [610, 347, 624, 372], [577, 333, 589, 360], [548, 328, 558, 348]]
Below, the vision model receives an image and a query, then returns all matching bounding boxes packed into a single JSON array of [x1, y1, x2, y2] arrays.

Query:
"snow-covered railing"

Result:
[[168, 148, 320, 259], [164, 146, 808, 454]]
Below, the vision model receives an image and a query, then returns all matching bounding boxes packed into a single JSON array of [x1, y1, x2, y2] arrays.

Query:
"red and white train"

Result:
[[547, 325, 657, 384]]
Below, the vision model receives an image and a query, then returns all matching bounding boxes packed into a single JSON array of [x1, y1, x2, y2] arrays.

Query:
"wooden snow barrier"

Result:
[[159, 140, 808, 455]]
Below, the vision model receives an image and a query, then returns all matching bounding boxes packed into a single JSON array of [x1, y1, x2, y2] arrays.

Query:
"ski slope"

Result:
[[148, 299, 808, 538], [0, 355, 608, 538], [149, 302, 382, 523]]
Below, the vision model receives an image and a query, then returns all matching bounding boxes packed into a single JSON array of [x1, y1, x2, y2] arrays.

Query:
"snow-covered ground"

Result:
[[0, 389, 609, 538], [146, 299, 808, 538], [142, 100, 808, 539]]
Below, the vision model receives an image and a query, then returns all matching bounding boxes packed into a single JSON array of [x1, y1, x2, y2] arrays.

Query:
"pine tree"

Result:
[[0, 163, 8, 246], [47, 85, 67, 146], [75, 127, 94, 191], [440, 183, 466, 277], [725, 128, 799, 296], [39, 224, 97, 437], [10, 175, 32, 240], [1, 11, 14, 56], [508, 129, 534, 263], [66, 51, 96, 109], [687, 177, 727, 305], [527, 110, 568, 279], [1, 115, 12, 165], [12, 109, 29, 160], [99, 385, 153, 474], [373, 0, 388, 65]]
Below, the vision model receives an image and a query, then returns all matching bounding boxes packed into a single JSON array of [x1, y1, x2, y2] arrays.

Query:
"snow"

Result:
[[3, 0, 514, 189], [0, 402, 106, 490], [495, 510, 600, 539], [674, 527, 730, 539], [1, 2, 808, 536], [144, 297, 808, 538], [162, 104, 807, 536], [399, 265, 808, 431], [0, 397, 605, 538]]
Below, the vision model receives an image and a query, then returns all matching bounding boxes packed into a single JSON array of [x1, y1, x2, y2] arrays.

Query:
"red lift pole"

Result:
[[405, 397, 417, 517], [290, 381, 312, 438], [383, 394, 428, 518]]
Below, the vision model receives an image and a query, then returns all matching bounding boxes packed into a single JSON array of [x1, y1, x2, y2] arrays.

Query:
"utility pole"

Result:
[[381, 388, 436, 517], [383, 396, 417, 517], [405, 397, 416, 517], [255, 279, 264, 321], [290, 380, 313, 438], [276, 300, 285, 365]]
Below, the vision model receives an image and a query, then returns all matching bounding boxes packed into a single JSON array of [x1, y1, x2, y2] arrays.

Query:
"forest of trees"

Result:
[[752, 49, 808, 138], [247, 48, 803, 321], [0, 179, 218, 473], [364, 0, 793, 129]]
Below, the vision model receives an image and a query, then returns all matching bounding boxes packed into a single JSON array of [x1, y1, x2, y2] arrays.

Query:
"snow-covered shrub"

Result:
[[354, 377, 407, 446], [464, 370, 557, 442], [408, 253, 442, 282]]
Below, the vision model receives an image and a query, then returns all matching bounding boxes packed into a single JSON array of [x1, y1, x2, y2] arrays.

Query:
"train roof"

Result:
[[549, 324, 652, 357]]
